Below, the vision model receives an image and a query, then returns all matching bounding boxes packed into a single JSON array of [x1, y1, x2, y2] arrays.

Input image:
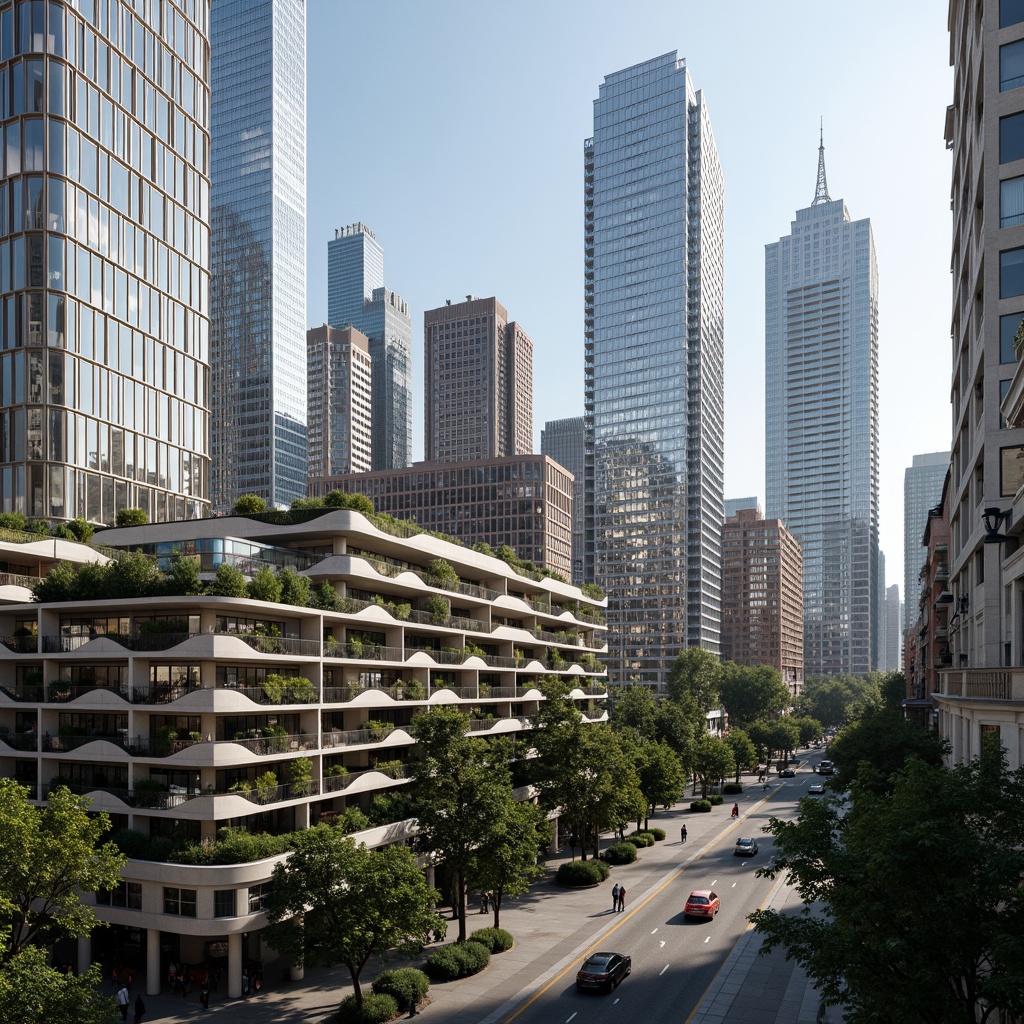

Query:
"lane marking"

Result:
[[732, 882, 737, 888], [566, 1014, 577, 1023], [659, 940, 665, 948], [660, 964, 669, 975], [704, 936, 711, 944], [651, 927, 658, 934]]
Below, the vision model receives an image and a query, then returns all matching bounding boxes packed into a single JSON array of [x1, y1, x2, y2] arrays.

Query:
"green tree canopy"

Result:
[[0, 781, 125, 961], [264, 828, 442, 1007], [795, 674, 880, 731], [666, 647, 722, 728], [747, 718, 800, 762], [691, 733, 736, 798], [163, 550, 203, 596], [206, 561, 248, 598], [654, 699, 696, 774], [247, 566, 282, 603], [751, 749, 1024, 1024], [724, 728, 758, 782], [115, 507, 148, 527], [0, 946, 118, 1024], [718, 662, 790, 727], [635, 741, 686, 819], [232, 493, 268, 515], [276, 565, 311, 607], [609, 685, 658, 740]]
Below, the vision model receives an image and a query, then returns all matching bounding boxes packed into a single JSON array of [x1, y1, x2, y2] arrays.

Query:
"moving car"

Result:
[[684, 889, 720, 919], [779, 768, 796, 778], [808, 782, 825, 794], [576, 951, 631, 992], [734, 837, 759, 857], [816, 760, 834, 776]]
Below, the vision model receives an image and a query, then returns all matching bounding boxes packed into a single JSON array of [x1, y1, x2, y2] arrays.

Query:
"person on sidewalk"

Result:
[[680, 824, 687, 843], [618, 884, 627, 911], [133, 993, 145, 1024], [611, 882, 620, 911], [731, 803, 739, 818], [115, 984, 130, 1022]]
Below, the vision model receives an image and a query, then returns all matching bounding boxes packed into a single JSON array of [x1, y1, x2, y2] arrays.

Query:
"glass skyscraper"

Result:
[[209, 0, 306, 510], [903, 451, 949, 620], [0, 0, 211, 523], [584, 53, 725, 685], [327, 222, 411, 471], [541, 415, 584, 585], [765, 137, 879, 676]]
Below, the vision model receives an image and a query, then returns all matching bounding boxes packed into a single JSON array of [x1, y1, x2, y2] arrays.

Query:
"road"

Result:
[[497, 770, 820, 1024]]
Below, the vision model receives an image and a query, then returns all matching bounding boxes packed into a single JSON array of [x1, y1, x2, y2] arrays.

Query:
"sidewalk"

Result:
[[132, 771, 824, 1023]]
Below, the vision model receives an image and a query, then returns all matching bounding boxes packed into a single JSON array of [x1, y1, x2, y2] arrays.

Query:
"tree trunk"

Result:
[[456, 870, 467, 942], [350, 967, 364, 1007], [492, 890, 501, 930]]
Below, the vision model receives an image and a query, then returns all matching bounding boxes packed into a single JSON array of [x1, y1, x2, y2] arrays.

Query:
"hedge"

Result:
[[469, 927, 514, 953], [338, 992, 399, 1024], [371, 968, 430, 1012], [647, 827, 666, 841], [602, 841, 638, 865], [424, 941, 490, 981], [555, 859, 609, 886], [709, 794, 725, 805], [690, 799, 712, 812], [723, 783, 743, 794], [630, 831, 656, 846]]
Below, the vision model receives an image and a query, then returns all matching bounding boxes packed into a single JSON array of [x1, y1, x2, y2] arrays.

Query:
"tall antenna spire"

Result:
[[812, 118, 831, 205]]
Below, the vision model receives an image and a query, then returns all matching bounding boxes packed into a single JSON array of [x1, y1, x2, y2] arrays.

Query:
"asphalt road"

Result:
[[498, 772, 819, 1024]]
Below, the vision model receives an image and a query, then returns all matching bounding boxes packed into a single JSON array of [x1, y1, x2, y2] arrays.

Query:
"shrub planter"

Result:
[[690, 799, 712, 812], [469, 927, 513, 953], [723, 783, 743, 795], [647, 827, 666, 841], [424, 941, 490, 981], [555, 860, 609, 887], [603, 842, 638, 865]]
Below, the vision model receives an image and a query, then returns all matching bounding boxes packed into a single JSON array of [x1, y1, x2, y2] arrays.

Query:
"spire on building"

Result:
[[812, 119, 831, 206]]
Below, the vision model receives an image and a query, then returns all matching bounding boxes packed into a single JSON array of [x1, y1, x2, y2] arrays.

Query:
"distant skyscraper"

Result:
[[327, 224, 412, 470], [884, 583, 901, 671], [0, 0, 211, 523], [903, 452, 949, 615], [765, 133, 879, 676], [210, 0, 307, 510], [725, 497, 761, 520], [585, 52, 725, 685], [542, 417, 585, 584], [306, 325, 372, 480], [424, 297, 533, 463]]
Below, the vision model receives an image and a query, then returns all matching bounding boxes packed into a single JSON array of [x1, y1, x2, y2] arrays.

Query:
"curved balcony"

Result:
[[0, 730, 38, 750], [214, 633, 320, 657], [42, 633, 200, 654], [322, 763, 409, 793]]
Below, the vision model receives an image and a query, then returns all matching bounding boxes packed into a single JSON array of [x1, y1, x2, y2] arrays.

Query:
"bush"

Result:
[[555, 860, 607, 887], [469, 927, 514, 953], [337, 992, 399, 1024], [690, 800, 712, 813], [115, 507, 148, 527], [603, 842, 638, 865], [371, 968, 430, 1011], [629, 831, 656, 846], [723, 783, 743, 794], [709, 794, 724, 805], [624, 836, 647, 849], [424, 941, 490, 981], [647, 827, 666, 841]]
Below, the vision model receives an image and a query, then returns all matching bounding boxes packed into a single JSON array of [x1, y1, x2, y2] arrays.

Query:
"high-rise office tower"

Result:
[[584, 53, 725, 684], [209, 0, 306, 510], [0, 0, 211, 523], [903, 451, 949, 619], [884, 583, 901, 671], [765, 133, 879, 676], [424, 296, 533, 463], [724, 497, 760, 520], [327, 223, 412, 470], [541, 416, 585, 584], [306, 325, 372, 480], [721, 507, 804, 695]]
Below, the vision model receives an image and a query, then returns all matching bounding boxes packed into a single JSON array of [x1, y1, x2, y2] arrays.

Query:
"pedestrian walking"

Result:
[[618, 884, 627, 911], [133, 994, 145, 1024], [731, 803, 739, 818], [241, 968, 251, 998], [115, 984, 130, 1022], [763, 779, 770, 791], [611, 882, 620, 911], [200, 981, 210, 1010], [480, 891, 489, 914], [167, 962, 176, 991], [680, 824, 687, 844]]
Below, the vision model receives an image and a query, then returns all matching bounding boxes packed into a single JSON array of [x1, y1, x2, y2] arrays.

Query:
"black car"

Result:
[[816, 760, 835, 776], [779, 768, 796, 778], [734, 837, 759, 857], [576, 951, 632, 992]]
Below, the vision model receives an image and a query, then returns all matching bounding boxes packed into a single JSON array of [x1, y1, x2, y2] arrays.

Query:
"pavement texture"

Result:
[[121, 770, 827, 1024]]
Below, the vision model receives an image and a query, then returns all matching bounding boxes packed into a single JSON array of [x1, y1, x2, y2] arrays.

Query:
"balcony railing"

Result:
[[937, 669, 1018, 701], [221, 733, 318, 755], [324, 642, 405, 661], [0, 634, 39, 653], [322, 763, 409, 793], [42, 633, 200, 653], [215, 633, 320, 657], [0, 731, 38, 750], [322, 726, 399, 748]]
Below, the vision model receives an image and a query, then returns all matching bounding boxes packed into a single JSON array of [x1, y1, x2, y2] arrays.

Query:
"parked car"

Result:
[[576, 951, 631, 992], [684, 889, 720, 919], [779, 768, 796, 778], [734, 837, 759, 857], [808, 782, 825, 794]]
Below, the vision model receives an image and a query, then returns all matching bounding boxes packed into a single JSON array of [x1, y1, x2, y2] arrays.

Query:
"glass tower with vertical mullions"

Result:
[[765, 150, 879, 677], [903, 451, 949, 618], [327, 223, 411, 471], [584, 53, 725, 686], [209, 0, 306, 510], [0, 0, 211, 523], [541, 416, 585, 585]]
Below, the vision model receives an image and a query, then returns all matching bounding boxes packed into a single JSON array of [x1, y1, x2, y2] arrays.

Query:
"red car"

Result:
[[684, 889, 720, 919]]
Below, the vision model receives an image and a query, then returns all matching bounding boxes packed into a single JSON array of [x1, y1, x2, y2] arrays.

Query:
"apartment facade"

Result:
[[424, 296, 532, 464], [720, 507, 804, 696], [327, 224, 412, 471], [0, 510, 607, 995], [541, 416, 585, 585], [306, 325, 373, 480], [310, 455, 574, 581], [584, 53, 725, 684], [765, 135, 880, 676], [209, 0, 307, 510], [0, 0, 211, 523]]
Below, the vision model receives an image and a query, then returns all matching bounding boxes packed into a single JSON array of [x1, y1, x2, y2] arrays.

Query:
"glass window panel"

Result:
[[1001, 112, 1024, 164], [1002, 247, 1024, 298], [1002, 0, 1024, 27], [1001, 313, 1024, 363], [1003, 40, 1024, 93]]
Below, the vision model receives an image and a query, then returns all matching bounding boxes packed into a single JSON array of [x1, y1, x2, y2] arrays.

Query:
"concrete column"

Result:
[[290, 963, 305, 981], [146, 929, 161, 996], [548, 815, 559, 854], [425, 865, 435, 888], [228, 931, 243, 999], [77, 933, 91, 976]]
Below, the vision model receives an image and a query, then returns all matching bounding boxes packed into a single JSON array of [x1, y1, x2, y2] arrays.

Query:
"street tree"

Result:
[[724, 728, 758, 782], [609, 685, 658, 740], [751, 749, 1024, 1024], [635, 741, 686, 822], [0, 946, 118, 1024], [654, 699, 696, 774], [718, 663, 790, 727], [410, 705, 510, 941], [787, 715, 823, 748], [747, 717, 800, 764], [473, 797, 552, 929], [0, 781, 125, 961], [691, 733, 736, 798], [666, 647, 721, 727], [795, 674, 879, 731], [264, 828, 442, 1008]]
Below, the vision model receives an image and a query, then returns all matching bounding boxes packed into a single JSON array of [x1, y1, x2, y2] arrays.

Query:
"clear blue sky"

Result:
[[304, 0, 953, 598]]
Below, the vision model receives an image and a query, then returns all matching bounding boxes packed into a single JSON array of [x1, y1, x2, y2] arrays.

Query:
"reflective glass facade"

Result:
[[584, 53, 725, 685], [209, 0, 305, 510], [765, 193, 879, 676], [541, 415, 584, 584], [0, 0, 211, 523], [327, 222, 411, 471]]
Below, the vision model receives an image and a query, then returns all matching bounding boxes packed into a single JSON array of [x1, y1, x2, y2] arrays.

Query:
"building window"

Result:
[[213, 890, 236, 918], [96, 881, 142, 910], [1001, 247, 1024, 297], [1002, 379, 1013, 427], [1002, 176, 1024, 227], [1000, 112, 1024, 164], [1002, 0, 1024, 28], [1000, 444, 1024, 497], [1000, 312, 1024, 362], [248, 882, 272, 914], [163, 887, 196, 917], [1002, 39, 1024, 92]]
